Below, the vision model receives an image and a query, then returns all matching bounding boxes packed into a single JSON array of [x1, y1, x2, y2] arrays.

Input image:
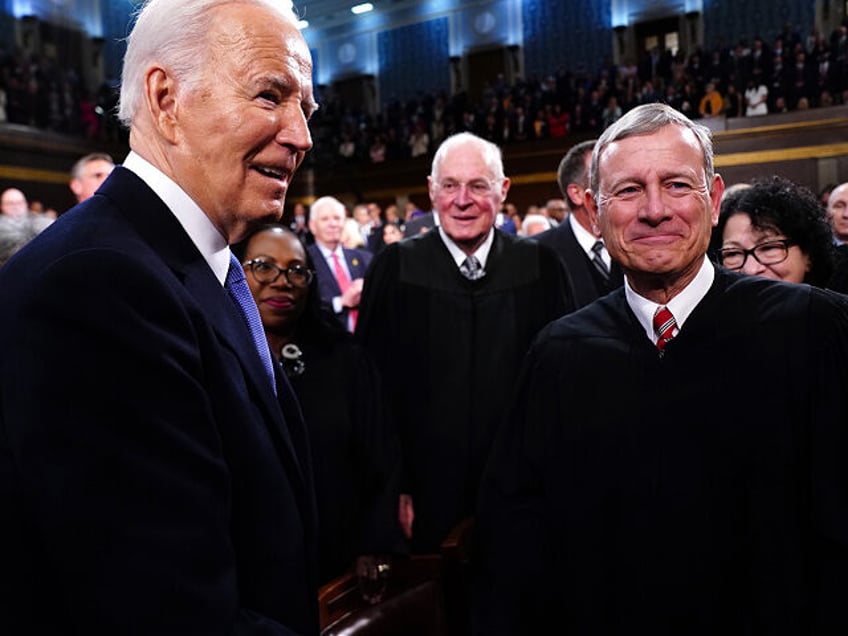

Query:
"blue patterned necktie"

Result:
[[226, 252, 276, 394]]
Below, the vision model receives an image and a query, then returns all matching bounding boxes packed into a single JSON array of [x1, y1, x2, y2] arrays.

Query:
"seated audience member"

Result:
[[521, 213, 552, 237], [235, 225, 405, 584], [1, 188, 30, 219], [826, 182, 848, 291], [827, 182, 848, 245], [710, 175, 845, 290], [341, 217, 366, 249], [544, 198, 568, 227], [381, 221, 403, 248], [0, 213, 52, 268], [352, 203, 376, 248], [744, 78, 769, 116], [722, 83, 743, 118], [698, 82, 723, 117], [69, 152, 115, 204], [494, 209, 517, 234], [290, 201, 314, 245]]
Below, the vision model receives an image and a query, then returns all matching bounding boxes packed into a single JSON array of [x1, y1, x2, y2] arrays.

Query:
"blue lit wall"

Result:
[[454, 0, 521, 53], [0, 7, 15, 47], [313, 31, 377, 85], [377, 17, 450, 104], [522, 0, 612, 80], [10, 0, 105, 36], [99, 0, 134, 82]]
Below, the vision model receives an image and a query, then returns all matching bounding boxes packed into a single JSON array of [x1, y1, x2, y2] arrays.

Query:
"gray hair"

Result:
[[309, 196, 347, 221], [118, 0, 297, 126], [521, 213, 552, 235], [589, 103, 715, 199], [430, 132, 505, 183], [556, 138, 596, 208], [70, 152, 115, 179]]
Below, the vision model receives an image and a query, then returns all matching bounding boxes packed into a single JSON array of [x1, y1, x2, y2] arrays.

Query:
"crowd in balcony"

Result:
[[1, 19, 847, 165], [307, 20, 848, 168], [0, 45, 125, 141]]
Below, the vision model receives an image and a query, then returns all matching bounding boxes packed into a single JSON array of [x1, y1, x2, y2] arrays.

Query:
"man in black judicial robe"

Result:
[[475, 104, 848, 634], [357, 132, 574, 553]]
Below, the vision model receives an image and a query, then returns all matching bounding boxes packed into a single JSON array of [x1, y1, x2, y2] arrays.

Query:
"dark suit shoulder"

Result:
[[529, 221, 571, 249]]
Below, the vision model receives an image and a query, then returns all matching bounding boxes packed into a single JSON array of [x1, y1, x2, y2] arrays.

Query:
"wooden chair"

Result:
[[318, 554, 449, 636], [317, 517, 475, 636]]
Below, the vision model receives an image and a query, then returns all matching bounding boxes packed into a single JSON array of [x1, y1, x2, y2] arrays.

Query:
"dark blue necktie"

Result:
[[226, 252, 276, 394]]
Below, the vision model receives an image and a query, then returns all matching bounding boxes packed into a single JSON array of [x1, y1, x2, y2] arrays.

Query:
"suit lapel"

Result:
[[102, 168, 308, 498], [560, 223, 599, 307], [308, 243, 341, 295]]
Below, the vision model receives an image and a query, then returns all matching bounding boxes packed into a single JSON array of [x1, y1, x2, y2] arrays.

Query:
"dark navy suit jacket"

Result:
[[532, 218, 623, 309], [0, 167, 319, 635], [307, 242, 372, 330]]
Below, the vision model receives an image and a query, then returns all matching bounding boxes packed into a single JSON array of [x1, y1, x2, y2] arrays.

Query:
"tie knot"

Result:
[[591, 240, 605, 255], [653, 306, 677, 352], [461, 255, 484, 280]]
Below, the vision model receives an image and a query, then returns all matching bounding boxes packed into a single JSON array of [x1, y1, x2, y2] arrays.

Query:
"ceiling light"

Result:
[[351, 3, 374, 15]]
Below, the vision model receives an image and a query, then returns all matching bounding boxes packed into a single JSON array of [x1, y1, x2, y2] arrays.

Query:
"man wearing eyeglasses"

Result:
[[475, 103, 848, 634], [357, 132, 574, 558]]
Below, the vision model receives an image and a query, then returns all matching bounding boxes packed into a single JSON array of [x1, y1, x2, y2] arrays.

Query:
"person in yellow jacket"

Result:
[[699, 82, 724, 118]]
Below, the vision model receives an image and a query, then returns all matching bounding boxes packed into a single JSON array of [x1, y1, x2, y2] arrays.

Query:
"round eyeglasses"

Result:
[[718, 239, 794, 270], [243, 258, 314, 288]]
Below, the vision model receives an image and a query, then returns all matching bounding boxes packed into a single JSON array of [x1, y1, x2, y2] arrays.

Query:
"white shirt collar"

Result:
[[570, 214, 599, 255], [315, 241, 345, 262], [122, 151, 230, 285], [570, 214, 611, 268], [625, 256, 715, 345], [438, 226, 495, 269]]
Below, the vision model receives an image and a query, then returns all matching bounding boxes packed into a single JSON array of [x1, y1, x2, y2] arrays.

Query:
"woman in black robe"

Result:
[[234, 225, 405, 584]]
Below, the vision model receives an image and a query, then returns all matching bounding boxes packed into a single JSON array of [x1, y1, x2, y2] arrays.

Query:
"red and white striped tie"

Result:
[[653, 306, 676, 352]]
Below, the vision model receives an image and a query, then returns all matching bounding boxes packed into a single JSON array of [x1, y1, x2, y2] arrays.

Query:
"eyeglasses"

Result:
[[718, 239, 794, 270], [243, 258, 314, 287], [435, 178, 500, 196]]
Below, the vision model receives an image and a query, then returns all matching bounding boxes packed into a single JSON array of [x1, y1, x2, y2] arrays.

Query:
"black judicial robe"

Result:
[[287, 336, 405, 584], [475, 268, 848, 635], [356, 228, 574, 552]]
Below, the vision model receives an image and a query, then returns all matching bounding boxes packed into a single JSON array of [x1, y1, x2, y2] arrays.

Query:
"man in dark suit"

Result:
[[0, 1, 320, 634], [357, 132, 574, 554], [475, 103, 848, 634], [532, 138, 624, 309], [306, 195, 372, 332]]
